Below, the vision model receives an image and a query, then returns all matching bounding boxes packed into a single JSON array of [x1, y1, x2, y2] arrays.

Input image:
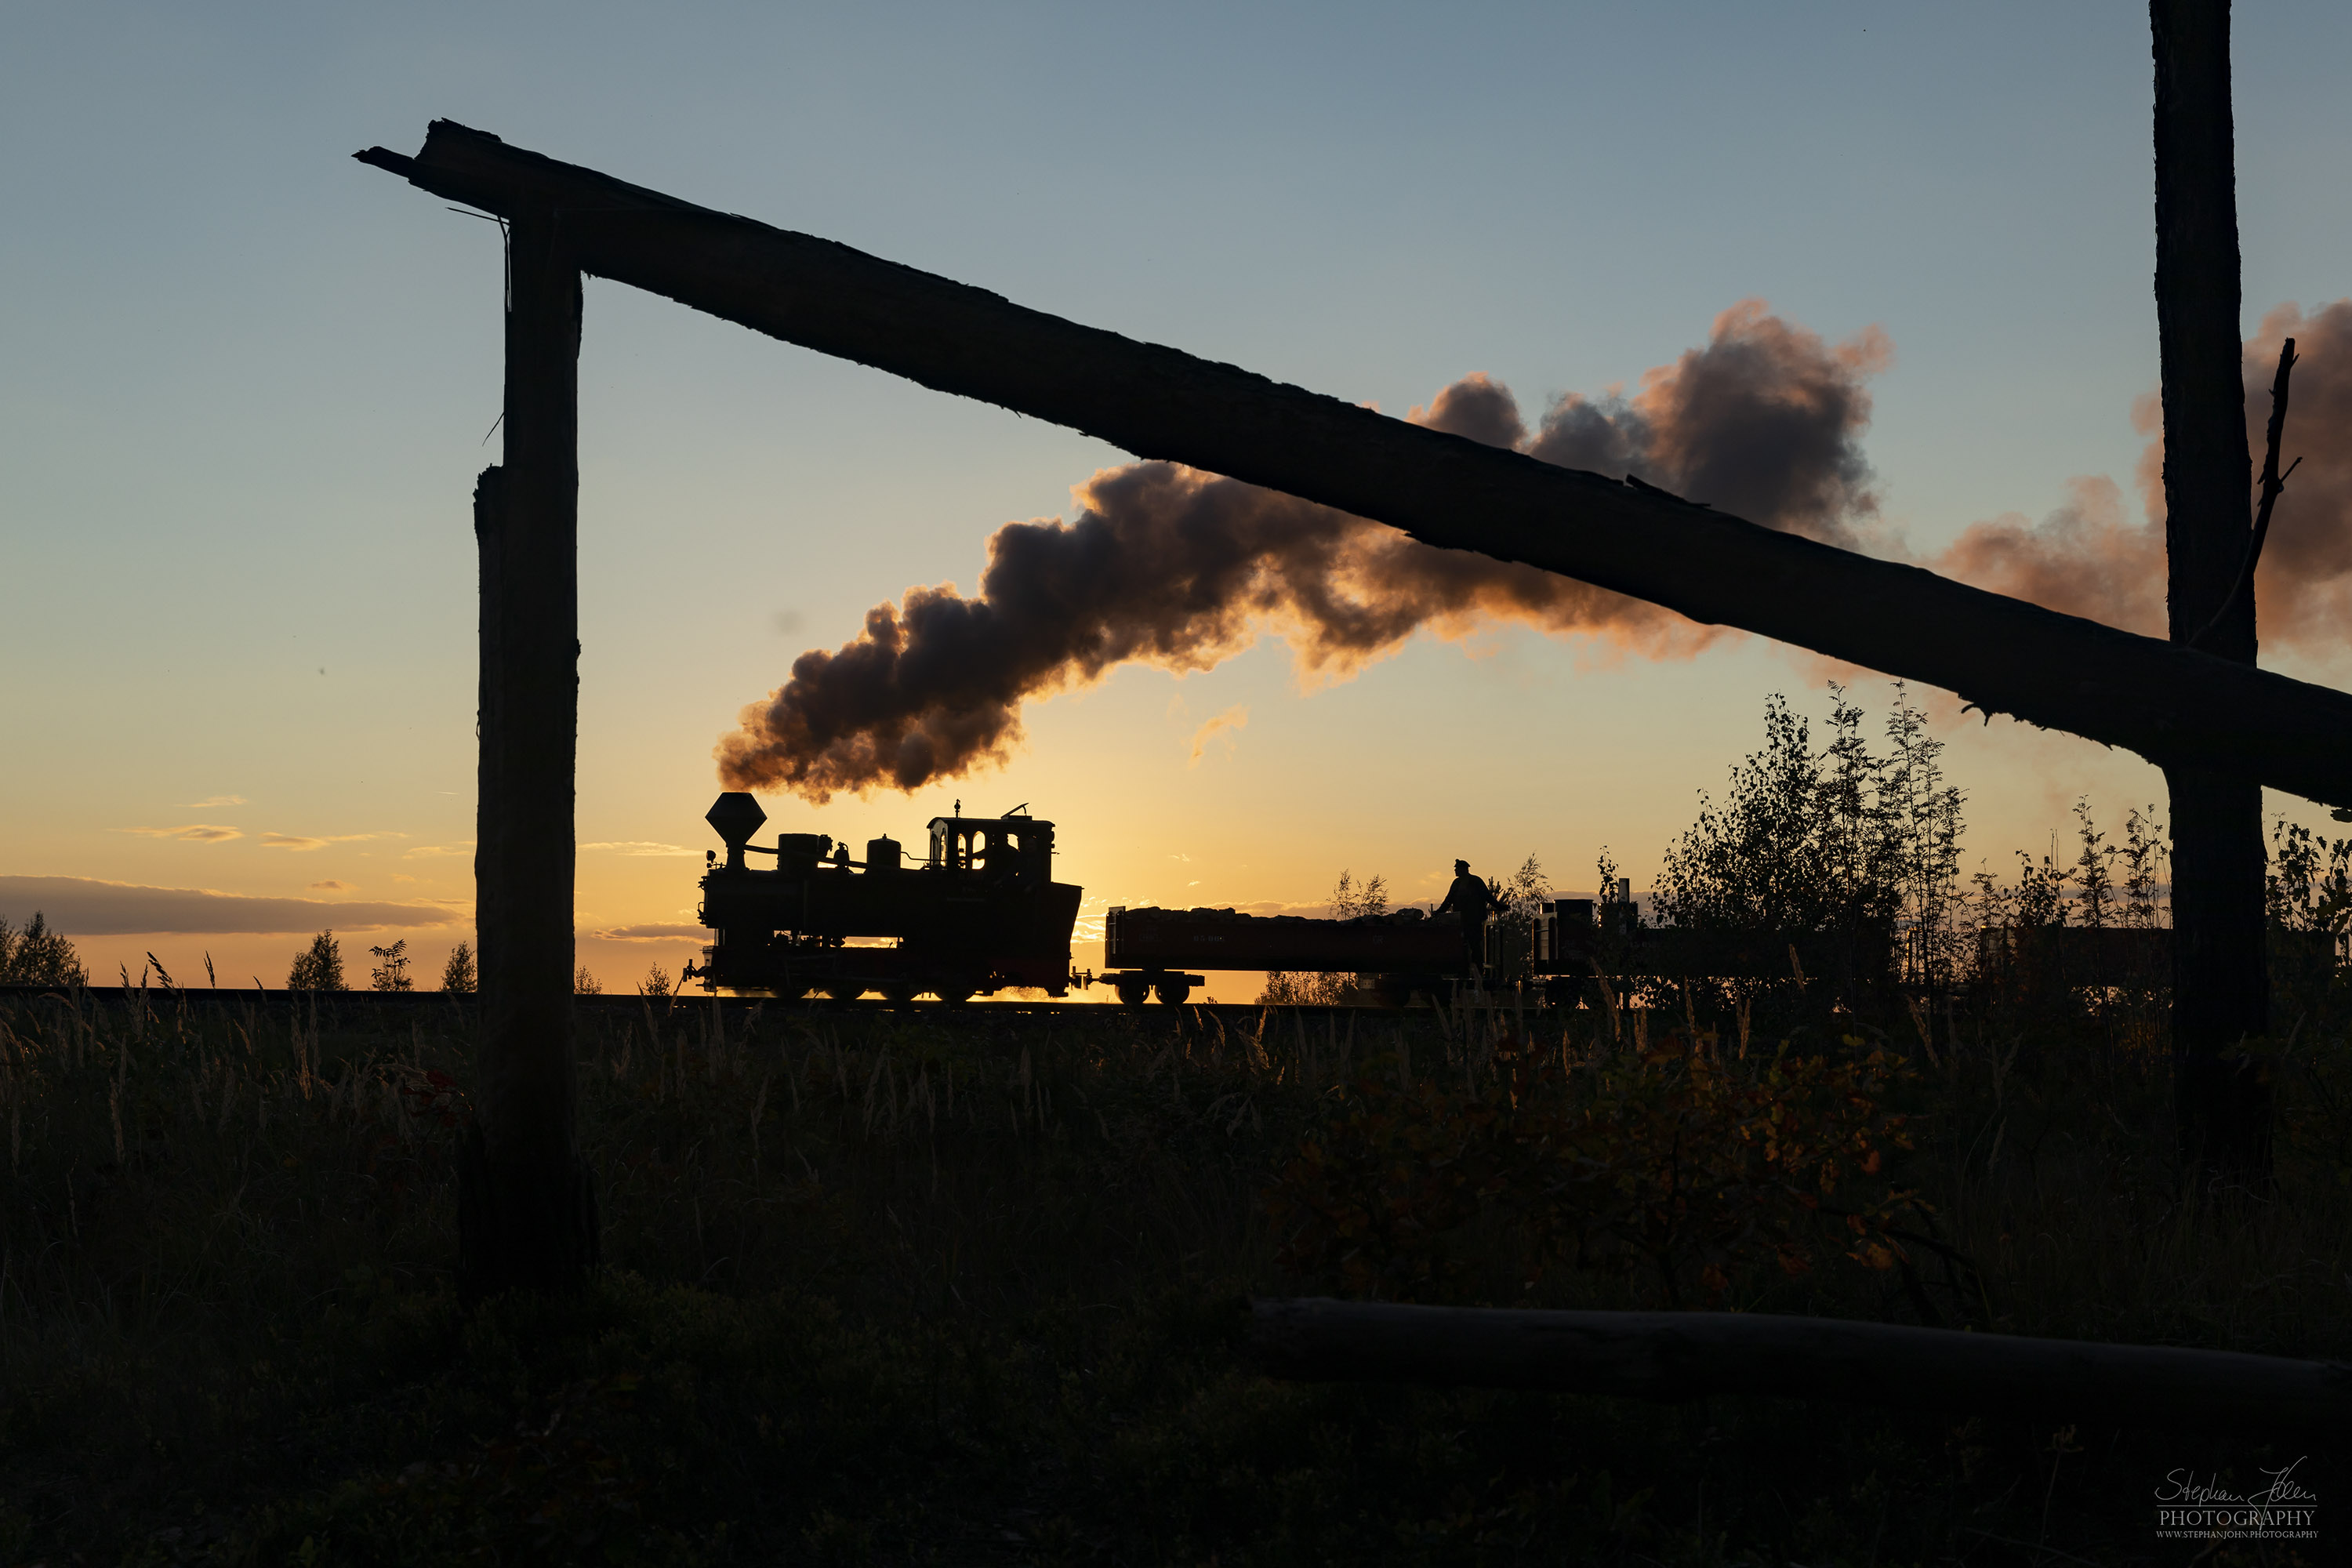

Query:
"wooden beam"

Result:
[[456, 200, 597, 1296], [1249, 1298, 2352, 1441], [357, 123, 2352, 811]]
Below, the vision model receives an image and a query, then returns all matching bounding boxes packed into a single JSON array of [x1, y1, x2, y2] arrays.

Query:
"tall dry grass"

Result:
[[2, 982, 2346, 1563]]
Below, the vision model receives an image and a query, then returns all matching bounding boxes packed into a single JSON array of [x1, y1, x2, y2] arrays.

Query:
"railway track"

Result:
[[0, 984, 1479, 1027]]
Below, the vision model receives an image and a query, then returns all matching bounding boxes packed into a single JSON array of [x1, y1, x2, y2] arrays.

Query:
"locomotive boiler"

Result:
[[684, 792, 1082, 1003]]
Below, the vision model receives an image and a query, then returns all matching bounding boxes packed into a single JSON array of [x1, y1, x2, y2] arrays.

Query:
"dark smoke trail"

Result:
[[1523, 299, 1889, 550], [1933, 476, 2167, 637], [1936, 299, 2352, 652], [2219, 301, 2352, 647], [718, 300, 1889, 800]]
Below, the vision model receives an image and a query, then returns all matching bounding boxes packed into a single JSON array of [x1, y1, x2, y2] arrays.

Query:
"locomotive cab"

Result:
[[928, 810, 1054, 885]]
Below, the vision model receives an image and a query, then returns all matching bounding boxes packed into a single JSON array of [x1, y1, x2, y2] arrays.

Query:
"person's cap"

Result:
[[1454, 858, 1469, 870]]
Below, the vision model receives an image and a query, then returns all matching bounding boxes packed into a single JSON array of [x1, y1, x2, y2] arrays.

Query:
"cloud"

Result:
[[405, 843, 475, 859], [179, 795, 248, 809], [580, 842, 699, 858], [592, 922, 708, 942], [1186, 705, 1249, 766], [0, 876, 463, 936], [260, 830, 405, 852], [122, 824, 243, 843], [309, 880, 351, 891]]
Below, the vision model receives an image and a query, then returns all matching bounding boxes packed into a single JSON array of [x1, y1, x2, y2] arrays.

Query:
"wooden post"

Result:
[[354, 126, 2352, 811], [459, 201, 597, 1295], [2151, 0, 2270, 1185]]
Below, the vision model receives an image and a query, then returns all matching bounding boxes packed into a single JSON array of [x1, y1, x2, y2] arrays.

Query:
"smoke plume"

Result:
[[1187, 705, 1249, 767], [723, 296, 2352, 801], [1933, 475, 2166, 636], [1936, 299, 2352, 651], [1523, 299, 1889, 551], [717, 300, 1891, 800]]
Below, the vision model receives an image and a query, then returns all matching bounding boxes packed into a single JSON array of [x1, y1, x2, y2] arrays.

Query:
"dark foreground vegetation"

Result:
[[2, 968, 2347, 1565], [5, 692, 2350, 1564]]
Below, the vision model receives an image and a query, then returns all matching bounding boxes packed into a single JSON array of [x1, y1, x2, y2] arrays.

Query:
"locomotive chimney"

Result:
[[706, 792, 768, 871]]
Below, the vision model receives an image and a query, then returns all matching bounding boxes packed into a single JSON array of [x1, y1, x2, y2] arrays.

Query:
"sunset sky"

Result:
[[5, 2, 2350, 998]]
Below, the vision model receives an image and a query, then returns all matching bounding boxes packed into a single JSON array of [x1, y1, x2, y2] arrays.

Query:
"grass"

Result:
[[2, 984, 2347, 1565]]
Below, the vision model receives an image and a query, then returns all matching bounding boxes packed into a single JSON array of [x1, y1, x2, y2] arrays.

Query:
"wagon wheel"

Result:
[[1152, 976, 1192, 1007], [879, 983, 920, 1007], [822, 980, 866, 1002], [1114, 975, 1152, 1009]]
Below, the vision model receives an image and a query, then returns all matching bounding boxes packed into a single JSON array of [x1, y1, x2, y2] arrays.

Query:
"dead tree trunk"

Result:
[[354, 124, 2352, 811], [459, 202, 598, 1297], [2152, 0, 2270, 1185]]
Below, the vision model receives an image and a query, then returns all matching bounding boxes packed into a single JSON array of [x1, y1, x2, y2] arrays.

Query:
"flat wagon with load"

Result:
[[1099, 905, 1473, 1007]]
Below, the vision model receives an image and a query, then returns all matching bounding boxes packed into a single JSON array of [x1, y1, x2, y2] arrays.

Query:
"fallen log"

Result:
[[1249, 1297, 2352, 1442], [357, 121, 2352, 809]]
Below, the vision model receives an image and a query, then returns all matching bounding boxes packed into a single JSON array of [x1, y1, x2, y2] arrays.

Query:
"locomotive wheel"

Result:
[[823, 981, 866, 1002], [927, 973, 983, 1011], [1114, 976, 1151, 1008], [879, 984, 920, 1006], [1152, 977, 1192, 1006]]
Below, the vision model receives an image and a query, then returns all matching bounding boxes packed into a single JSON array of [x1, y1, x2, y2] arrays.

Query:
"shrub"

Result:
[[1652, 684, 1961, 1002], [1268, 1033, 1924, 1309], [440, 939, 477, 994], [288, 930, 346, 992], [2268, 819, 2352, 1029], [368, 938, 413, 993], [0, 912, 86, 987], [1259, 869, 1389, 1005]]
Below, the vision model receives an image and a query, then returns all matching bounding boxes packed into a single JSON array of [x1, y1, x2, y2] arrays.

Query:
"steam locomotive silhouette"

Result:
[[683, 791, 1601, 1006], [683, 792, 1085, 1004]]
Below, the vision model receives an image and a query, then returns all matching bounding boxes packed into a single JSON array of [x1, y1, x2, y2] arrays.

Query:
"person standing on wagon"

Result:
[[1436, 858, 1495, 982]]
